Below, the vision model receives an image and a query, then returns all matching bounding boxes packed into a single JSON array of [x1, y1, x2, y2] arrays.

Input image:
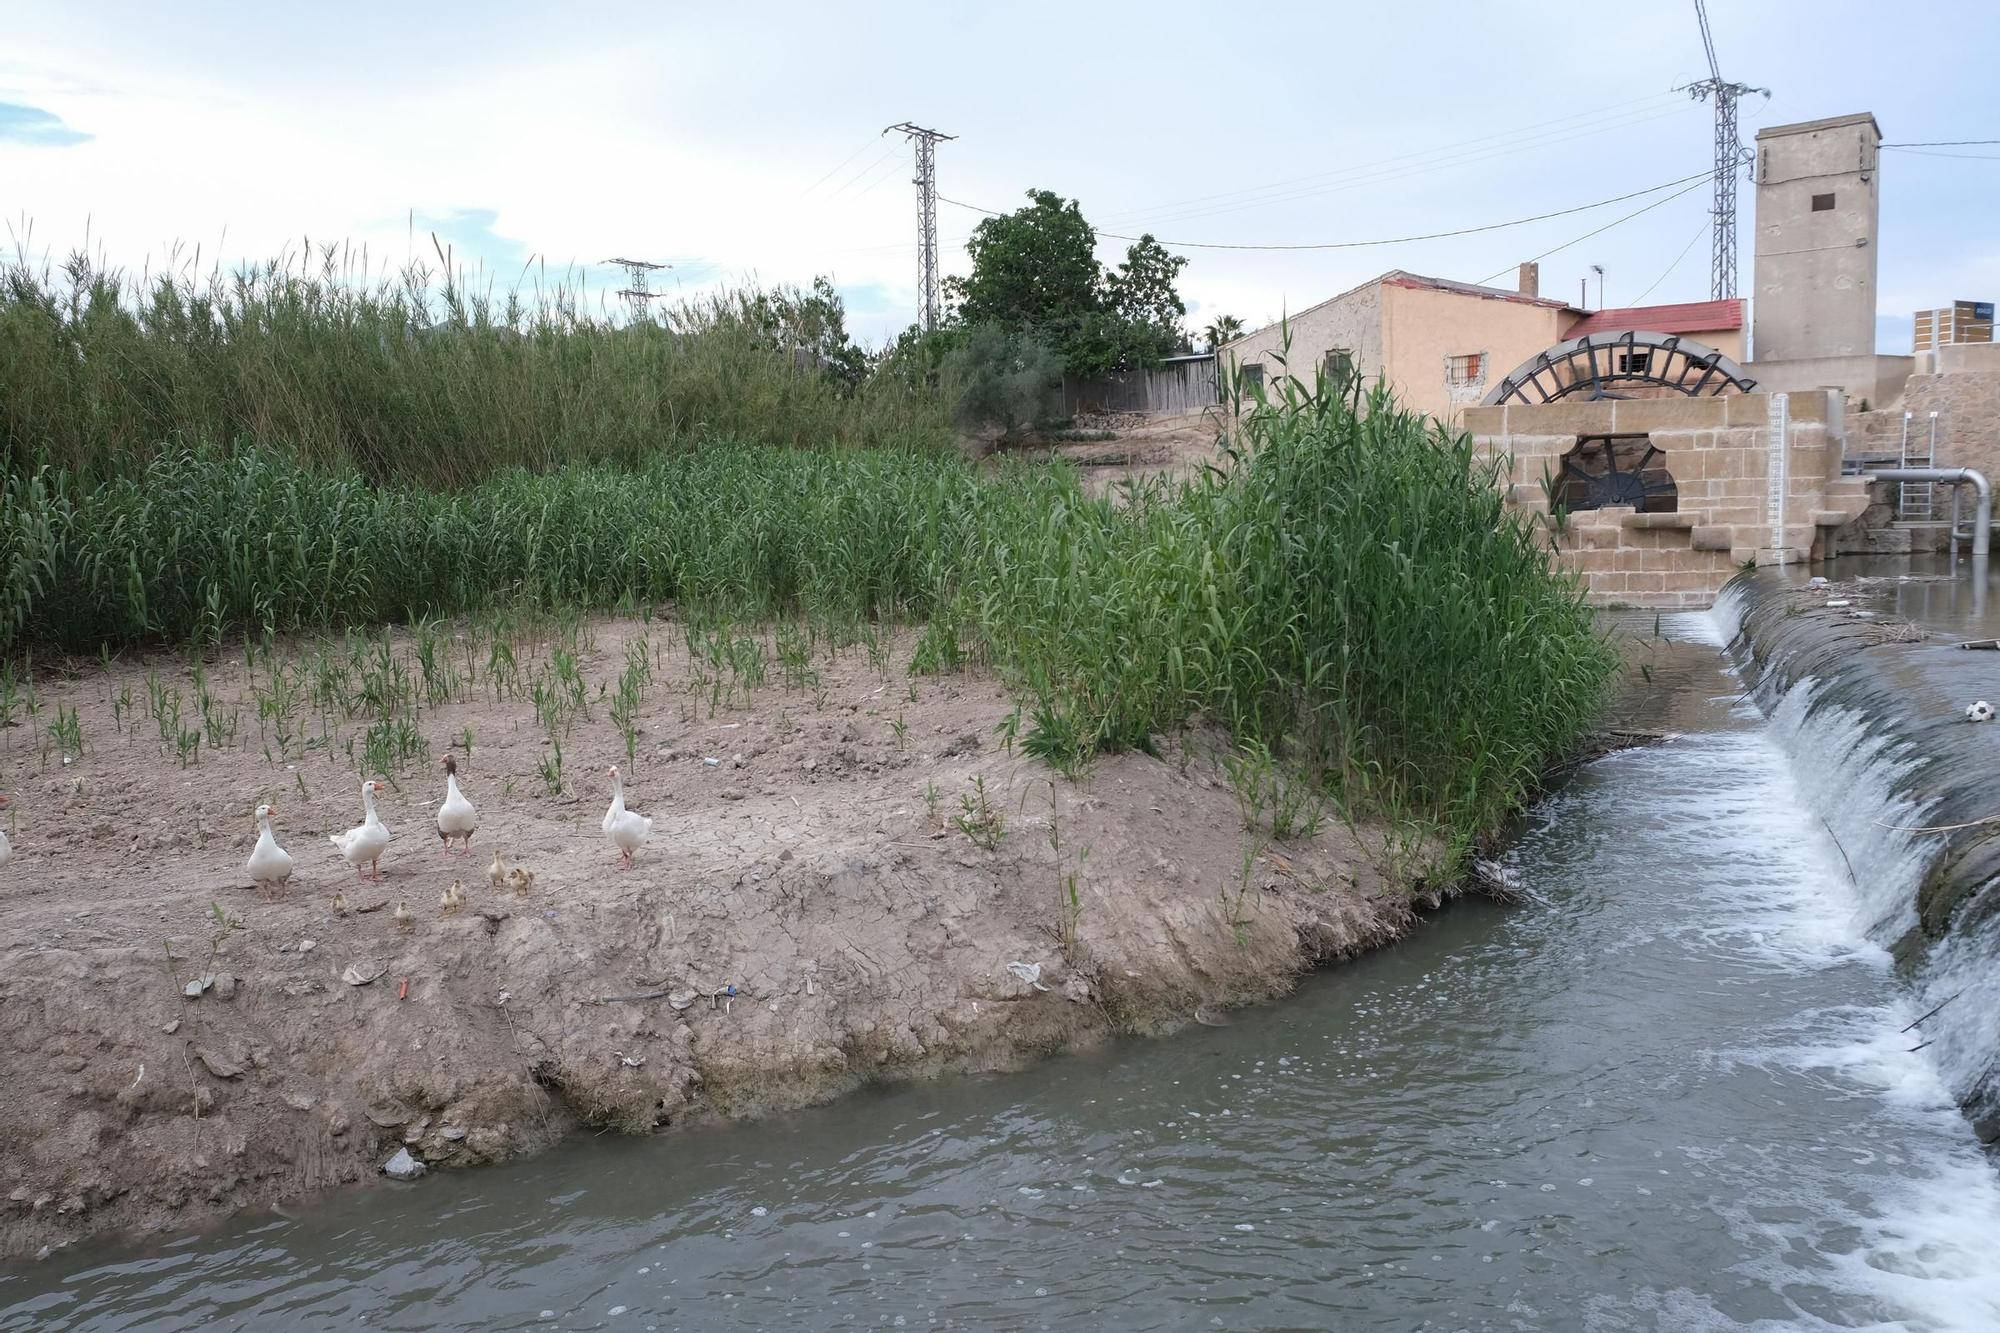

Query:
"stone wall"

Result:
[[1467, 392, 1874, 608], [1903, 342, 2000, 482]]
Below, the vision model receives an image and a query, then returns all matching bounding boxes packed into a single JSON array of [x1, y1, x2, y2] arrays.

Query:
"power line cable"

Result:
[[1883, 146, 2000, 161], [824, 145, 903, 200], [1096, 92, 1692, 227], [1881, 139, 2000, 147], [940, 168, 1715, 253], [1626, 219, 1710, 306], [1102, 105, 1702, 232], [801, 137, 888, 195], [1475, 176, 1714, 285]]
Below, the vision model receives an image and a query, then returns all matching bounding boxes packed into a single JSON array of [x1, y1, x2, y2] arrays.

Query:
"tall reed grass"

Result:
[[0, 370, 1613, 848], [0, 247, 949, 485]]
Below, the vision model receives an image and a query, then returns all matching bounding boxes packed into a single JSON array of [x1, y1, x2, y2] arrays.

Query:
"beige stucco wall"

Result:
[[1467, 392, 1870, 607], [1745, 353, 1914, 410], [1752, 114, 1881, 361], [1686, 327, 1746, 363], [1381, 283, 1566, 423], [1218, 282, 1382, 397]]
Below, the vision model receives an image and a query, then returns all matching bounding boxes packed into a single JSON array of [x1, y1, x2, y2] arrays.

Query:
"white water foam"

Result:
[[1668, 597, 2000, 1329]]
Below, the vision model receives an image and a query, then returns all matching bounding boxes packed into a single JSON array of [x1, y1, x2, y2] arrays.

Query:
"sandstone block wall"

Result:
[[1470, 392, 1872, 608]]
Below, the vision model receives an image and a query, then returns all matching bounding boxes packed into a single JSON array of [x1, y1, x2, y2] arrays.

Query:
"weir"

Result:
[[1720, 568, 2000, 1140]]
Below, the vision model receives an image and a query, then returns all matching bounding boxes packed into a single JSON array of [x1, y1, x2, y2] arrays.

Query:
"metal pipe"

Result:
[[1865, 468, 1992, 557]]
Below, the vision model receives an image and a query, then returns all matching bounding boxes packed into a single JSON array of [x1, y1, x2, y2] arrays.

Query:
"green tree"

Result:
[[946, 191, 1103, 335], [941, 190, 1188, 378], [1106, 235, 1189, 354], [748, 277, 869, 390]]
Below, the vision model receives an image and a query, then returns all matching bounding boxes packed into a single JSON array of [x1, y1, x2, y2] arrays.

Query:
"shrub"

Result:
[[944, 324, 1063, 438]]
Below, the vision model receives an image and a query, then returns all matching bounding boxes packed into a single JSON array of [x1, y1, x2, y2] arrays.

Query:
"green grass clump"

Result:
[[0, 377, 1611, 852]]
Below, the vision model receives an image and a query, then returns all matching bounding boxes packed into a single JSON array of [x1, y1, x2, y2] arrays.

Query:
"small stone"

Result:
[[284, 1092, 318, 1112], [440, 1126, 467, 1142], [720, 788, 745, 802], [342, 962, 387, 987], [366, 1103, 412, 1128], [381, 1148, 426, 1181], [668, 988, 697, 1011], [297, 939, 316, 954], [212, 974, 239, 1001], [161, 1019, 181, 1035], [182, 976, 211, 999], [732, 753, 746, 768], [193, 1045, 245, 1079]]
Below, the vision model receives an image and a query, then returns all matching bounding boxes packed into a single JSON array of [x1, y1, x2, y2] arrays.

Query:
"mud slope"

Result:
[[0, 620, 1417, 1259]]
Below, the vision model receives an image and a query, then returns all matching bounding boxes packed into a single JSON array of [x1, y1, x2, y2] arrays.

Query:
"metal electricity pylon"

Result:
[[883, 122, 955, 332], [604, 257, 669, 323], [1685, 0, 1768, 300]]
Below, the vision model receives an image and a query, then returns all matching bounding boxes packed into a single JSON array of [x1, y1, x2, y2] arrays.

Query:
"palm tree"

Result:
[[1202, 315, 1244, 351]]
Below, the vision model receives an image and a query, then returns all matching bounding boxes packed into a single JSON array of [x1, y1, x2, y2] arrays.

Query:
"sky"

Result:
[[3, 1, 1996, 353]]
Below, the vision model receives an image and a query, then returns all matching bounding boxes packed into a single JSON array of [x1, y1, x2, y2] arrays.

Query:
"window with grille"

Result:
[[1446, 353, 1485, 385], [1241, 362, 1265, 390]]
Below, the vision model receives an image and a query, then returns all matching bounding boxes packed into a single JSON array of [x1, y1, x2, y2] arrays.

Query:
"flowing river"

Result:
[[5, 601, 2000, 1331]]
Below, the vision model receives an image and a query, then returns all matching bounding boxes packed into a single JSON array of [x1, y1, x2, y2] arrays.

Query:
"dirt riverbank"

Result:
[[0, 615, 1423, 1262]]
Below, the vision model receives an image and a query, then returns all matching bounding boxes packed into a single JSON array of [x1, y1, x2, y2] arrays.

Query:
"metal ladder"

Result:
[[1899, 411, 1940, 520]]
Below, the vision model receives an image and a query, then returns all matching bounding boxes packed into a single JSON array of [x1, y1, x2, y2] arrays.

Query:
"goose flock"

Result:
[[0, 757, 655, 914], [245, 758, 651, 895]]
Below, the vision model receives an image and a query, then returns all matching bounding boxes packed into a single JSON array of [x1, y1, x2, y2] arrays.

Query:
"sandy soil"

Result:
[[0, 616, 1416, 1260]]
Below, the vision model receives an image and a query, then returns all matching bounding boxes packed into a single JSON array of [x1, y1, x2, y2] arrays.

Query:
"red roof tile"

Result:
[[1565, 299, 1743, 337]]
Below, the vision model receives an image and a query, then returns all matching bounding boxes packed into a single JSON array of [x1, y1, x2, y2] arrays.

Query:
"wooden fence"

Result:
[[1062, 355, 1218, 416]]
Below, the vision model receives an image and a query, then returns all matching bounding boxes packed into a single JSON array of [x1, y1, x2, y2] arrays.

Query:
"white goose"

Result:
[[602, 765, 653, 868], [0, 794, 13, 868], [436, 756, 478, 854], [330, 779, 393, 880], [245, 803, 294, 898]]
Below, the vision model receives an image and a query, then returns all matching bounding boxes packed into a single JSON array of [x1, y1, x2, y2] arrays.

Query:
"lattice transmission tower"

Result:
[[1685, 0, 1768, 300], [883, 122, 955, 332], [604, 257, 669, 323]]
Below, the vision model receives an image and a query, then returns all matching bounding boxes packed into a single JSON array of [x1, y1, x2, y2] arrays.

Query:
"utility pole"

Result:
[[1686, 0, 1768, 300], [883, 122, 955, 333], [604, 257, 669, 323]]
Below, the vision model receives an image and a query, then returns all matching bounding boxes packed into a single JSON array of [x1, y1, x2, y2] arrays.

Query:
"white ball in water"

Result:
[[1968, 701, 1995, 723]]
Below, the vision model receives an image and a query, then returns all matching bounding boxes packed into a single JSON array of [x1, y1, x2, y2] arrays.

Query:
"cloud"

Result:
[[0, 101, 90, 147]]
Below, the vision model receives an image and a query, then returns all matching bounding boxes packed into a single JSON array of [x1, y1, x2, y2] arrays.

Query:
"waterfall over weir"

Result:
[[1718, 569, 2000, 1140]]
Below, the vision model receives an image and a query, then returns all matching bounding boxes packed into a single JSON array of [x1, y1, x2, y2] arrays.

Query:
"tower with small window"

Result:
[[1750, 113, 1881, 362]]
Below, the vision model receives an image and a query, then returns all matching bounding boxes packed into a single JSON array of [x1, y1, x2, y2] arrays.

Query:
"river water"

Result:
[[6, 609, 2000, 1331]]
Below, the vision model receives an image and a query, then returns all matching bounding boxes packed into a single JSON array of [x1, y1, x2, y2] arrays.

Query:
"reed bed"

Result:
[[0, 371, 1613, 850], [0, 248, 949, 486]]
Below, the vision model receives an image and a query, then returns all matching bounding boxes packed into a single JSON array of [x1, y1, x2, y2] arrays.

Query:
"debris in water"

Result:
[[1193, 1004, 1229, 1027], [1968, 701, 1995, 724], [1825, 598, 1851, 608], [751, 1206, 768, 1217]]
